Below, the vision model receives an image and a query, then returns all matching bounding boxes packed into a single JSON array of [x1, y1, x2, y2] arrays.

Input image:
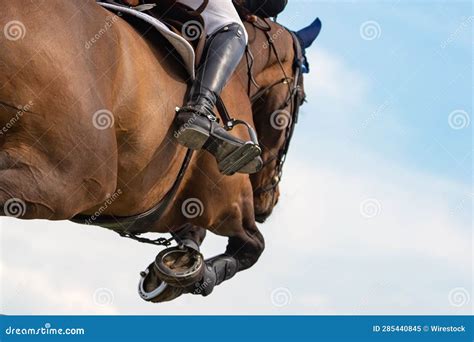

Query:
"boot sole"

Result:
[[214, 141, 262, 175], [176, 123, 262, 174], [176, 125, 209, 150], [206, 134, 262, 175]]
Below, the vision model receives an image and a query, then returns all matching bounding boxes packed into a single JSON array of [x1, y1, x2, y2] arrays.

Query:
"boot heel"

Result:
[[176, 125, 209, 150]]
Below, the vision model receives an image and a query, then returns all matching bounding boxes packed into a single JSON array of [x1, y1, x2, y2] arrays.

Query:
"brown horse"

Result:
[[0, 0, 307, 302]]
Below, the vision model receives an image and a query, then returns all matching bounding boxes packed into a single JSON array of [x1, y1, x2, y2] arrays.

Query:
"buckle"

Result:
[[177, 106, 218, 122], [206, 113, 217, 122]]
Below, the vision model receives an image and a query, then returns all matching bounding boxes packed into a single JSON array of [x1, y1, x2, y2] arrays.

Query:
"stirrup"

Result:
[[218, 119, 262, 175], [219, 142, 261, 175]]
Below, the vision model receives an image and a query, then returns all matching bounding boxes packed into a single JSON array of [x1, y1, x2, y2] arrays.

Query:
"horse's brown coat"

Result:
[[0, 0, 298, 295]]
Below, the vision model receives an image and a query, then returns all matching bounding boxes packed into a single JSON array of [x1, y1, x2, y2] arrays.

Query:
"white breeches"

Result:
[[177, 0, 248, 43]]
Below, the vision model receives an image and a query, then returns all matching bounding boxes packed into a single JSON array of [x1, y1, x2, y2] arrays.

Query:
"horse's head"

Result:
[[244, 18, 311, 222]]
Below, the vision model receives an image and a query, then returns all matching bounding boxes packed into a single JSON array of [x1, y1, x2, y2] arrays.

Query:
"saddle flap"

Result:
[[98, 1, 197, 79]]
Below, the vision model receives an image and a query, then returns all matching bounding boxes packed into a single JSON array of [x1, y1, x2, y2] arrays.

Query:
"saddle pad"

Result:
[[98, 2, 196, 79]]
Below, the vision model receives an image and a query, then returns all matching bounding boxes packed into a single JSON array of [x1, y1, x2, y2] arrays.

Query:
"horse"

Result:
[[0, 0, 313, 302]]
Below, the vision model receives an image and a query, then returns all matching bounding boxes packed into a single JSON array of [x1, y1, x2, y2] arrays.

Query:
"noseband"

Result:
[[246, 18, 305, 197]]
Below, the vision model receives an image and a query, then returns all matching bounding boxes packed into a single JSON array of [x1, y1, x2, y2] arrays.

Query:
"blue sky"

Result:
[[282, 0, 471, 184], [0, 1, 471, 314], [282, 0, 471, 181]]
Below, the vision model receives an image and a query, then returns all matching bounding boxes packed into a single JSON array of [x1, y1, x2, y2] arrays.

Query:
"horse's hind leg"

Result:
[[195, 223, 265, 296]]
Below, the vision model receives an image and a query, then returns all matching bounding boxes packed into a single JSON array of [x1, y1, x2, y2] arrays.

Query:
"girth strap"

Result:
[[70, 149, 194, 233]]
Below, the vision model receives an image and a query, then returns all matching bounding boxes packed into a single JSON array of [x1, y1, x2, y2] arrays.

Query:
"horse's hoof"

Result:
[[153, 245, 205, 288], [138, 266, 185, 303]]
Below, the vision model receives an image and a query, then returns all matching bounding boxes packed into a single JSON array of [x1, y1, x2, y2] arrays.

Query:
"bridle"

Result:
[[245, 18, 305, 198]]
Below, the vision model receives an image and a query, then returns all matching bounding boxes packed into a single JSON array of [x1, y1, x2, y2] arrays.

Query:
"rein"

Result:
[[246, 18, 305, 196]]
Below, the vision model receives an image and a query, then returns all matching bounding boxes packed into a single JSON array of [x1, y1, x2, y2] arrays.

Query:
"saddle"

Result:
[[102, 1, 284, 71], [115, 0, 208, 65]]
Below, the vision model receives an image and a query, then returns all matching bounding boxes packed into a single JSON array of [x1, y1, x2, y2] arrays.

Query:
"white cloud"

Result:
[[0, 149, 470, 315], [302, 48, 371, 130], [0, 48, 470, 315]]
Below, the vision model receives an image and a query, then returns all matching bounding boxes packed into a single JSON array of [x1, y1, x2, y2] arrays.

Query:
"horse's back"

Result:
[[1, 1, 118, 112]]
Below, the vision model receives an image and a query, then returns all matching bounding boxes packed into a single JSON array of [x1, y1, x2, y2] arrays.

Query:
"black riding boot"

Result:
[[175, 23, 262, 175]]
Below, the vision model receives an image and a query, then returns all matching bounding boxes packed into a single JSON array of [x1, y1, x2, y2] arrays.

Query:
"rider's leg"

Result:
[[174, 1, 262, 175]]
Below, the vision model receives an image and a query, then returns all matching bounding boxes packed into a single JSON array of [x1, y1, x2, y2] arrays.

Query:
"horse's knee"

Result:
[[227, 228, 265, 271]]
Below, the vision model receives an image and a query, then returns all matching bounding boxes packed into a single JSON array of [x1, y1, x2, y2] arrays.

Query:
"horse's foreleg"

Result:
[[172, 223, 207, 251], [196, 223, 265, 296], [139, 224, 207, 302]]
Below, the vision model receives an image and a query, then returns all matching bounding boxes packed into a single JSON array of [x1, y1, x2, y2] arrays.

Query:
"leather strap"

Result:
[[71, 149, 194, 232]]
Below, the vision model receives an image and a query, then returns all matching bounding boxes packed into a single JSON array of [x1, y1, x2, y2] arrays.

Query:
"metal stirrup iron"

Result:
[[214, 95, 262, 175]]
